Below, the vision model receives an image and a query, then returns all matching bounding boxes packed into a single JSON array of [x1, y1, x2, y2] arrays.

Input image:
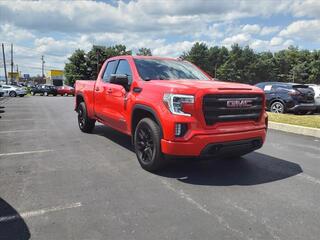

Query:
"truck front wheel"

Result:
[[77, 102, 95, 133], [134, 118, 166, 172]]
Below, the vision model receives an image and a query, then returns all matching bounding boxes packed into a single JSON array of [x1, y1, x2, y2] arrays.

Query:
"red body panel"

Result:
[[75, 56, 267, 156]]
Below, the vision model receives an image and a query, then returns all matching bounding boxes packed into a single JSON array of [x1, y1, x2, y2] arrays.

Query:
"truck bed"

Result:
[[75, 80, 95, 116]]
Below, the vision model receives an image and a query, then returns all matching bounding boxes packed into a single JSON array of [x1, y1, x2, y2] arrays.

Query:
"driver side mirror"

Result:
[[110, 74, 129, 91]]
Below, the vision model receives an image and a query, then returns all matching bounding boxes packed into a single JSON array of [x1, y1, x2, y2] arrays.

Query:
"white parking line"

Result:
[[0, 202, 82, 223], [298, 173, 320, 185], [0, 129, 47, 134], [0, 149, 53, 157], [0, 119, 43, 122]]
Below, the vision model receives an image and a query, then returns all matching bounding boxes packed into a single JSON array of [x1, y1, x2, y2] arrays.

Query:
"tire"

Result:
[[9, 91, 17, 97], [44, 92, 48, 96], [270, 101, 285, 113], [31, 91, 35, 96], [53, 93, 57, 96], [77, 102, 95, 133], [61, 94, 64, 96], [134, 118, 166, 172]]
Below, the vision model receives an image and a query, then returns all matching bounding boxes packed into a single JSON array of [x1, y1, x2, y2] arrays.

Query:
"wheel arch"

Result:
[[131, 104, 163, 144], [75, 94, 85, 111], [268, 98, 286, 110]]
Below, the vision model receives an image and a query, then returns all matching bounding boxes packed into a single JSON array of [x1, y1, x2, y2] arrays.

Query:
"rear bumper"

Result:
[[161, 129, 266, 156], [288, 103, 317, 112]]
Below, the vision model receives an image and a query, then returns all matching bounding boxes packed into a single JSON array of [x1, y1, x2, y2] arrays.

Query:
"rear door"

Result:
[[293, 85, 315, 103], [94, 60, 117, 121]]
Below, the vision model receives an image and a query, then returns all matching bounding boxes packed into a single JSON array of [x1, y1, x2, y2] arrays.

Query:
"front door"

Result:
[[104, 59, 133, 133]]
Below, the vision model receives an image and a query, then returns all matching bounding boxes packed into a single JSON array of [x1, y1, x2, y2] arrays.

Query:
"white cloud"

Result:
[[290, 0, 320, 18], [222, 33, 251, 47], [242, 24, 261, 34], [270, 37, 283, 46], [260, 26, 280, 36], [279, 19, 320, 42]]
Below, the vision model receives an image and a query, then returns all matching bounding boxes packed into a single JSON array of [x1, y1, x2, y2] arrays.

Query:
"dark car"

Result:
[[255, 82, 316, 114], [30, 84, 58, 96]]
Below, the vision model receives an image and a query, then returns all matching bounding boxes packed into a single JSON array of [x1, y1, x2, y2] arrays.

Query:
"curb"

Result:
[[269, 122, 320, 138]]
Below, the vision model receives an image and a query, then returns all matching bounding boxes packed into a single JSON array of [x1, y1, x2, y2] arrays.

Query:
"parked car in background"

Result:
[[306, 84, 320, 112], [0, 84, 27, 97], [56, 85, 75, 96], [0, 85, 4, 97], [255, 82, 316, 114], [30, 84, 58, 96]]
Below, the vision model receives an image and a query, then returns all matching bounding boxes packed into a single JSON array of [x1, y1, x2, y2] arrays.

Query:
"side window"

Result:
[[102, 60, 116, 82], [115, 60, 132, 84], [263, 84, 272, 92]]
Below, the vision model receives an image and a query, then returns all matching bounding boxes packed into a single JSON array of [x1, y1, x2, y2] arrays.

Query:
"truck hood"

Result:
[[144, 79, 257, 93]]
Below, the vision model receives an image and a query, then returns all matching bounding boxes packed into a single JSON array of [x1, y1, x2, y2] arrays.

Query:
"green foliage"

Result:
[[182, 42, 320, 84], [65, 43, 320, 85], [64, 45, 132, 85], [137, 48, 152, 56]]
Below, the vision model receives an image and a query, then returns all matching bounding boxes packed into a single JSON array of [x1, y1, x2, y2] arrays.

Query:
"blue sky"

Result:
[[0, 0, 320, 76]]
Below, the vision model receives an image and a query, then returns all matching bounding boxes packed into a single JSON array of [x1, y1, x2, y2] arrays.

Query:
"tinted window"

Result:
[[115, 60, 132, 83], [134, 59, 210, 81], [102, 60, 116, 82], [255, 83, 265, 89]]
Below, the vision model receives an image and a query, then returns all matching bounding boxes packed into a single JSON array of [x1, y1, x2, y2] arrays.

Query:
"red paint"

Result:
[[75, 56, 267, 156]]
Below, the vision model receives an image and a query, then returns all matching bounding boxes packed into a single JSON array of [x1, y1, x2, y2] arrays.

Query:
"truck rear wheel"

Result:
[[134, 118, 166, 172], [77, 102, 95, 133]]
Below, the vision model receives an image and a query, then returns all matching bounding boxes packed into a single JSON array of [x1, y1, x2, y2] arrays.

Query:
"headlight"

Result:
[[163, 93, 194, 116]]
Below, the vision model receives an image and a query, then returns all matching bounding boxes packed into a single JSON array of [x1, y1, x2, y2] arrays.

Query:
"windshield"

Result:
[[134, 59, 210, 81]]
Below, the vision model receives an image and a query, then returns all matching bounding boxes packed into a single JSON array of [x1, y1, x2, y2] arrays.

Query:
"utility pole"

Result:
[[1, 43, 8, 84], [10, 43, 13, 83], [41, 55, 45, 82]]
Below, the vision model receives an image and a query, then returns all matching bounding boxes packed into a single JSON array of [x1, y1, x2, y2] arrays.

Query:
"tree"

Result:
[[181, 42, 211, 75], [137, 47, 152, 56], [65, 45, 132, 83], [64, 49, 88, 86]]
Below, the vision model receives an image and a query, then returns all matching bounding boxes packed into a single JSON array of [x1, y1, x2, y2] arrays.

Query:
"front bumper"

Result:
[[161, 129, 266, 156], [288, 103, 317, 112]]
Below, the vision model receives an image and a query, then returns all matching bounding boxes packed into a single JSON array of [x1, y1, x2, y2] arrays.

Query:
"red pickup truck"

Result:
[[75, 56, 267, 172]]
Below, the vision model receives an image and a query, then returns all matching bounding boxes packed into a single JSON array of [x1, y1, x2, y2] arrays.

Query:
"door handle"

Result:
[[107, 88, 113, 93], [95, 87, 100, 91]]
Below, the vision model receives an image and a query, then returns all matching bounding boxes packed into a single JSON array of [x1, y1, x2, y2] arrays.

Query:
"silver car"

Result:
[[0, 84, 27, 97]]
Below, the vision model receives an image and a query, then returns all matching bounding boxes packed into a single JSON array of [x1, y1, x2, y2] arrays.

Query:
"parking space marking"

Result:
[[0, 129, 47, 134], [160, 179, 246, 238], [298, 173, 320, 185], [0, 202, 82, 223], [0, 119, 43, 122], [0, 149, 53, 157]]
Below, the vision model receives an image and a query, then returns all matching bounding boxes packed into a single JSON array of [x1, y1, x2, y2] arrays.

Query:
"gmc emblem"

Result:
[[226, 100, 253, 108]]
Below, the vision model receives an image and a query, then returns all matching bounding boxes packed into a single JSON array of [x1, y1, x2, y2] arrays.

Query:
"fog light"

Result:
[[175, 123, 188, 137]]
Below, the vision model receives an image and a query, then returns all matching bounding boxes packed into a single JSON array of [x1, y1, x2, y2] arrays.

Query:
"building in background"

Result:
[[46, 70, 64, 86], [8, 72, 20, 82]]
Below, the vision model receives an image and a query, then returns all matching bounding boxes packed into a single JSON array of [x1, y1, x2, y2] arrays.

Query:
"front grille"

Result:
[[202, 94, 263, 125]]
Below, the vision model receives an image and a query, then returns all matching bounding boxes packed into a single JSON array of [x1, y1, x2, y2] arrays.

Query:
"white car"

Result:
[[307, 84, 320, 111], [0, 84, 27, 97]]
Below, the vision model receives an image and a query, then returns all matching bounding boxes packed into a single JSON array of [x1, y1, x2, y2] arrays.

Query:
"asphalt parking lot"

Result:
[[0, 96, 320, 240]]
